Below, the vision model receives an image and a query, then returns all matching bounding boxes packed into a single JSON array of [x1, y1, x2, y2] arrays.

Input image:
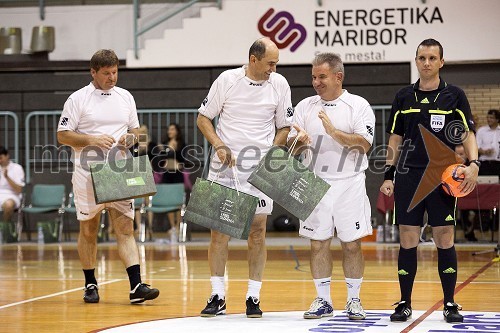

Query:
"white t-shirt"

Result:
[[198, 66, 293, 167], [289, 90, 375, 180], [0, 161, 25, 201], [476, 125, 500, 161], [57, 83, 140, 168]]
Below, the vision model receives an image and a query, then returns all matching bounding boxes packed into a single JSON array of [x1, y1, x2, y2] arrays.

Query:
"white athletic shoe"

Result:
[[345, 298, 366, 320]]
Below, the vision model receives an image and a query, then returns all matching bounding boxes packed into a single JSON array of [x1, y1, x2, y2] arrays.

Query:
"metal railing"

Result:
[[133, 0, 222, 59], [0, 111, 19, 163], [23, 105, 391, 182], [0, 0, 46, 20], [24, 109, 206, 183]]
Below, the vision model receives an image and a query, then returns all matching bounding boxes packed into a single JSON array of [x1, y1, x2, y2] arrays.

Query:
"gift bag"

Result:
[[90, 154, 157, 204], [248, 141, 330, 221], [184, 175, 258, 240]]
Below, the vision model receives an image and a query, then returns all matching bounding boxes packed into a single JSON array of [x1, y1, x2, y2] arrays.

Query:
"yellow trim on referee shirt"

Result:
[[429, 109, 453, 114], [401, 109, 421, 114], [390, 110, 400, 133], [455, 109, 470, 131]]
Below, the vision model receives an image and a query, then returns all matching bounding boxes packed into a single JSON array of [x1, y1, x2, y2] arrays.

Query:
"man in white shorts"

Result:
[[288, 53, 375, 320], [197, 37, 293, 318], [0, 146, 24, 223], [57, 49, 159, 304]]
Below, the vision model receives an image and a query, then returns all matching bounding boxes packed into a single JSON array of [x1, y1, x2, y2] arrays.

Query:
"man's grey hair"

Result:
[[312, 52, 344, 75]]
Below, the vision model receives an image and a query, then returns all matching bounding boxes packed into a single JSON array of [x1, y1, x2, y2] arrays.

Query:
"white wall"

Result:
[[0, 2, 210, 61], [0, 0, 499, 69]]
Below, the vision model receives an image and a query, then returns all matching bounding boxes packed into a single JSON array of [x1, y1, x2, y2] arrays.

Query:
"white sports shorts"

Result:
[[72, 166, 134, 221], [207, 161, 273, 215], [0, 193, 21, 209], [299, 172, 372, 242]]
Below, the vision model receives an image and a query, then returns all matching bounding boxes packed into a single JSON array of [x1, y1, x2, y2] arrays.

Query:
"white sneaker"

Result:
[[345, 298, 366, 320], [170, 228, 178, 244], [303, 297, 334, 319]]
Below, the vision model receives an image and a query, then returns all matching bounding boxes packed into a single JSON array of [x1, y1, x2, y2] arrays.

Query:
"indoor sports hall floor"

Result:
[[0, 233, 499, 333]]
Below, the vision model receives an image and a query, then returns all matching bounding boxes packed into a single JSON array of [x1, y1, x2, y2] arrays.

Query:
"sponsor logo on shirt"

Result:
[[286, 107, 294, 118], [249, 82, 263, 86], [323, 103, 336, 107], [202, 97, 208, 106], [101, 93, 111, 96], [60, 117, 69, 126], [430, 114, 445, 132], [366, 125, 374, 136]]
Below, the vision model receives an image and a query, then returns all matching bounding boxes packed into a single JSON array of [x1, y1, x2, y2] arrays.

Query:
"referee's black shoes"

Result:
[[83, 284, 99, 303], [390, 301, 412, 322], [201, 294, 226, 317], [246, 296, 263, 318], [129, 283, 160, 304], [443, 302, 464, 323]]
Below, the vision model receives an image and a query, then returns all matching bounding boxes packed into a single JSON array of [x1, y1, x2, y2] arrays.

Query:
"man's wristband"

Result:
[[468, 159, 481, 168], [384, 165, 396, 181]]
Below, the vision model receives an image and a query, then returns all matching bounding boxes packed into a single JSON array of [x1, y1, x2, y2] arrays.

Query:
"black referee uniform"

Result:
[[387, 78, 475, 227], [386, 77, 475, 315]]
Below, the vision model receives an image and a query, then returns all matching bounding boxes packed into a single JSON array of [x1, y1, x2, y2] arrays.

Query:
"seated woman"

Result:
[[161, 123, 185, 185], [159, 123, 185, 242]]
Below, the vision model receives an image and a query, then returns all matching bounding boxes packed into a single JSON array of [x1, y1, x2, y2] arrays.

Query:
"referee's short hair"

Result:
[[417, 38, 443, 59], [90, 49, 119, 72]]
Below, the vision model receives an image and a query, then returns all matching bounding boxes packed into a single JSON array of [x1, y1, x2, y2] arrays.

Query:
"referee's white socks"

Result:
[[313, 277, 332, 304], [345, 277, 363, 301], [246, 279, 262, 300], [210, 276, 225, 299]]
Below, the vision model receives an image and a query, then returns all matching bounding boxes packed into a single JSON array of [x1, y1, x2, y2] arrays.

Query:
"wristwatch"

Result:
[[469, 159, 481, 168]]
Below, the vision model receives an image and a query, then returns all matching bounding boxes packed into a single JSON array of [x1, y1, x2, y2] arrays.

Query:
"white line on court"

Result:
[[0, 279, 123, 310], [1, 277, 499, 284]]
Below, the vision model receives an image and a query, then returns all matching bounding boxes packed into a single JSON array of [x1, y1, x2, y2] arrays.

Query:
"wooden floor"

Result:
[[0, 233, 499, 333]]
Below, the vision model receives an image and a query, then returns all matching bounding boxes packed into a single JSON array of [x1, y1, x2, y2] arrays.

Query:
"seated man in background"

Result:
[[0, 146, 24, 223]]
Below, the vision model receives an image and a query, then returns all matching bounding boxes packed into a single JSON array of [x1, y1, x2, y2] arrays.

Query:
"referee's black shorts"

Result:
[[394, 168, 457, 227]]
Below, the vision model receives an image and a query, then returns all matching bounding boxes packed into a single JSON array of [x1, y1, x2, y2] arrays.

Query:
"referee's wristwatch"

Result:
[[468, 159, 481, 168]]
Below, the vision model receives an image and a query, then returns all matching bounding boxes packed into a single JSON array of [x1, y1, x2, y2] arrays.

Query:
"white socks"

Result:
[[246, 279, 262, 300], [210, 276, 225, 299], [313, 277, 332, 304], [211, 278, 263, 300], [345, 277, 363, 301]]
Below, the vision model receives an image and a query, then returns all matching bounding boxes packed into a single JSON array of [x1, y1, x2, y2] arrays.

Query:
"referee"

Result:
[[380, 39, 479, 323]]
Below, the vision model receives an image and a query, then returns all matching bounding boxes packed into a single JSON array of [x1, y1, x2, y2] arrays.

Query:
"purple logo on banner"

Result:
[[258, 8, 306, 52]]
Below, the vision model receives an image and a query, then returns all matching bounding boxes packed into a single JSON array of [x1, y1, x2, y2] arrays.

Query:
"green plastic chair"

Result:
[[142, 184, 185, 241], [20, 184, 65, 242]]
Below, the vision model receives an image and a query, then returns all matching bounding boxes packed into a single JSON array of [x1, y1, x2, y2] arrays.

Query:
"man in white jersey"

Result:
[[0, 146, 24, 223], [197, 37, 293, 318], [57, 49, 159, 304], [476, 109, 499, 175], [288, 53, 374, 320]]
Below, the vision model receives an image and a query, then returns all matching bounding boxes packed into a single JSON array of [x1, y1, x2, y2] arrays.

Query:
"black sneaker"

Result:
[[129, 283, 160, 304], [200, 294, 226, 317], [443, 302, 463, 323], [246, 296, 262, 318], [390, 301, 412, 322], [83, 284, 99, 303]]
